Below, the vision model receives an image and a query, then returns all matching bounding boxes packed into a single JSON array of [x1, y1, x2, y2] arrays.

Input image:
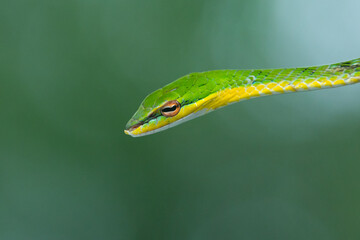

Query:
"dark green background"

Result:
[[2, 0, 360, 239]]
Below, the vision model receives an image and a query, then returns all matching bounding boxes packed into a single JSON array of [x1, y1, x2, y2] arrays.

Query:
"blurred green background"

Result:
[[2, 0, 360, 239]]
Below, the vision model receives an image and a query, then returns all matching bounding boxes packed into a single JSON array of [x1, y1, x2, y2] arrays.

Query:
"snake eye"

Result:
[[160, 100, 181, 117]]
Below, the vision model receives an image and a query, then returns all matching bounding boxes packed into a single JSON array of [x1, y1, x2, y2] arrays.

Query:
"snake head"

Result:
[[124, 73, 219, 137]]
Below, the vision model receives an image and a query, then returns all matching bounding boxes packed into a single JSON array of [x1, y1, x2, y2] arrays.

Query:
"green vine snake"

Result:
[[125, 58, 360, 137]]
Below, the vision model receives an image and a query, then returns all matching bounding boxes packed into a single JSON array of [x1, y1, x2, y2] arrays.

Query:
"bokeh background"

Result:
[[2, 0, 360, 239]]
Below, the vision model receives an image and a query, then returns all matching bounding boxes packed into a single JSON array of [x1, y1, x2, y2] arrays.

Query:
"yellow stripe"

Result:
[[200, 77, 357, 110]]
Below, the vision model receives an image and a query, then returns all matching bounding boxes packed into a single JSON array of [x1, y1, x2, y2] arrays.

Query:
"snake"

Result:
[[124, 58, 360, 137]]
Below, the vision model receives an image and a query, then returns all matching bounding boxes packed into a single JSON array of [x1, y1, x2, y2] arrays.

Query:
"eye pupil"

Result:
[[161, 105, 177, 113], [160, 100, 181, 117]]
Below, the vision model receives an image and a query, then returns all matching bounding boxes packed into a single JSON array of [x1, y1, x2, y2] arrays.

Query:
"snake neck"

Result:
[[188, 58, 360, 111]]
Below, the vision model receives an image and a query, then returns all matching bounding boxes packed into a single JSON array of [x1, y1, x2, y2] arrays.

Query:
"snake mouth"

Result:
[[124, 120, 174, 137], [124, 109, 210, 137], [124, 122, 143, 135]]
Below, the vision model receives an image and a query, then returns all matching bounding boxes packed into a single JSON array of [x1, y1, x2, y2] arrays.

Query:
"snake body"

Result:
[[125, 58, 360, 137]]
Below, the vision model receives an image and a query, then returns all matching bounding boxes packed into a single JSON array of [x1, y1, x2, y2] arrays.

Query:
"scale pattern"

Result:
[[192, 58, 360, 110]]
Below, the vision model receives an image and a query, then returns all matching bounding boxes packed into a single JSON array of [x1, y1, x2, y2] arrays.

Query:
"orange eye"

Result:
[[160, 100, 181, 117]]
